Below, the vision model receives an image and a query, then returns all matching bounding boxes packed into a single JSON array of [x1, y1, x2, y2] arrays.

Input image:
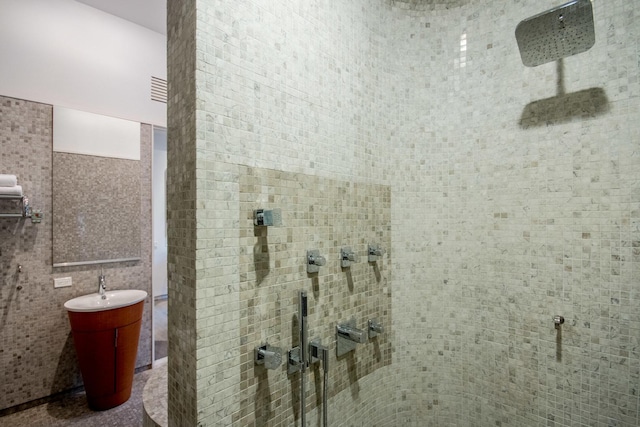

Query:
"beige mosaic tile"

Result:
[[167, 0, 640, 425], [235, 167, 391, 426]]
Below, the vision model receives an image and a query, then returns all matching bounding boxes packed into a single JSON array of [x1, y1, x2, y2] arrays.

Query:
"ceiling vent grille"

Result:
[[150, 76, 167, 103]]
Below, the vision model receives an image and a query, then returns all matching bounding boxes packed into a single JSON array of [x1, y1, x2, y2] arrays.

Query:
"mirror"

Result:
[[52, 106, 141, 267]]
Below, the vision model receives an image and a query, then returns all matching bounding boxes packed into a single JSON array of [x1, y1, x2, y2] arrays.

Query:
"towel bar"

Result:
[[0, 195, 31, 218]]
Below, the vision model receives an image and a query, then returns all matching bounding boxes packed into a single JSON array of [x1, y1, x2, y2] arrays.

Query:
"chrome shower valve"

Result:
[[307, 249, 327, 273]]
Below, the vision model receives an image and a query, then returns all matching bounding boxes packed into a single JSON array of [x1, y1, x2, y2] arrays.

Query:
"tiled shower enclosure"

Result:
[[167, 0, 640, 425]]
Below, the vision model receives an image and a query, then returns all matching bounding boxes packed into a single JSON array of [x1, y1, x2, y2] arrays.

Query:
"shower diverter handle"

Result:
[[255, 345, 282, 370]]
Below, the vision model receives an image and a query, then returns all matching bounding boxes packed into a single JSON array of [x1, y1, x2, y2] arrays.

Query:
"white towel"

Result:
[[0, 174, 17, 187], [0, 185, 23, 196]]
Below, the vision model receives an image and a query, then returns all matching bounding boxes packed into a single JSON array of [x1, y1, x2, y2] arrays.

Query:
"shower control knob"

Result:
[[309, 254, 326, 266], [368, 319, 384, 338], [307, 249, 326, 273], [255, 344, 282, 370], [368, 244, 385, 262], [341, 247, 358, 268], [553, 315, 565, 329]]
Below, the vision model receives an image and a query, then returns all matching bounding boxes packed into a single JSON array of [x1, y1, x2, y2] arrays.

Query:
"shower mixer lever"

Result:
[[307, 249, 327, 273], [341, 247, 358, 268], [368, 319, 384, 338], [255, 344, 282, 370], [368, 244, 385, 262]]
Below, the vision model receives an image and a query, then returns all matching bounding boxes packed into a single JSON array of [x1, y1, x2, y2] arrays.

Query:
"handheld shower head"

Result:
[[299, 290, 308, 370]]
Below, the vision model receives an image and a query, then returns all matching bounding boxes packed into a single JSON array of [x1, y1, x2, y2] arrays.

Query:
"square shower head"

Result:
[[515, 0, 595, 67]]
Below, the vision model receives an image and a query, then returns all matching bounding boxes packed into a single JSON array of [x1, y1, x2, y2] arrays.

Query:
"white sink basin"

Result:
[[64, 289, 147, 312]]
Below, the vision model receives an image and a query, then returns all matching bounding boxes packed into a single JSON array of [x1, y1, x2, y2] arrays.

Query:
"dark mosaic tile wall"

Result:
[[52, 153, 141, 264], [0, 95, 152, 411], [235, 166, 392, 426], [166, 0, 199, 424]]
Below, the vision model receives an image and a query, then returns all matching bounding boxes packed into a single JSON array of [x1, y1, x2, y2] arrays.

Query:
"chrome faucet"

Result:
[[336, 323, 368, 344], [336, 318, 367, 357], [98, 273, 106, 299]]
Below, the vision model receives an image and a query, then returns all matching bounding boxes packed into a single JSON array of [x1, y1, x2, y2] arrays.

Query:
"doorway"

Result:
[[152, 126, 167, 362]]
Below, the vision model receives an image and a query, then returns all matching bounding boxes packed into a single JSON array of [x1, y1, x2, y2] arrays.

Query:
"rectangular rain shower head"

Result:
[[515, 0, 595, 67]]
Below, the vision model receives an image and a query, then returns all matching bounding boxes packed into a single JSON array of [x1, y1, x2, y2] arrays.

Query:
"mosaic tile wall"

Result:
[[167, 0, 639, 425], [165, 0, 396, 424], [235, 167, 391, 425], [52, 153, 141, 264], [386, 0, 640, 425], [0, 95, 153, 411], [166, 0, 198, 424]]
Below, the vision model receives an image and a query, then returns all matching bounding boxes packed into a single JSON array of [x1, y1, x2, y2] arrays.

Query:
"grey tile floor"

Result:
[[0, 298, 169, 427], [0, 369, 152, 427]]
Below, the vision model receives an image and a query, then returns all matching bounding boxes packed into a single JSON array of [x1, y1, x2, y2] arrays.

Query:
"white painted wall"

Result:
[[53, 106, 141, 159], [0, 0, 166, 126]]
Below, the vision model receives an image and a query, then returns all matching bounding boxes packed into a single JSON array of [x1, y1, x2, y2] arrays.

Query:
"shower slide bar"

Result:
[[288, 289, 330, 426], [299, 290, 308, 427]]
